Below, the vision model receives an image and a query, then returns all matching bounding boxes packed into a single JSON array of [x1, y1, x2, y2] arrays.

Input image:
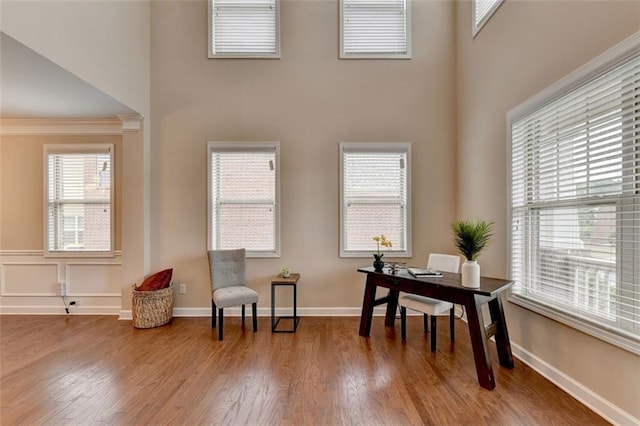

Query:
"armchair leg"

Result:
[[218, 308, 224, 341], [242, 304, 246, 326], [211, 300, 217, 328], [400, 307, 407, 341], [252, 302, 257, 332], [450, 307, 455, 342], [430, 315, 437, 352]]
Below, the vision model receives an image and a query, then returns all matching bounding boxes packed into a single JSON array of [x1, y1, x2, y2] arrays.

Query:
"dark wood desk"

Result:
[[357, 267, 514, 390]]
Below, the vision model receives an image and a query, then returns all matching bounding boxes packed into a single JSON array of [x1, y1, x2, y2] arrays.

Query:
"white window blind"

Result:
[[340, 142, 411, 257], [340, 0, 410, 59], [209, 0, 279, 58], [472, 0, 503, 37], [508, 37, 640, 353], [45, 144, 114, 254], [208, 142, 280, 257]]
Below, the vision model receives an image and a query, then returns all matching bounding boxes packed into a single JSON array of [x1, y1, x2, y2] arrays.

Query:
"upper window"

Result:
[[44, 144, 114, 256], [472, 0, 503, 38], [508, 34, 640, 354], [340, 142, 411, 257], [340, 0, 410, 59], [208, 0, 280, 58], [207, 142, 280, 257]]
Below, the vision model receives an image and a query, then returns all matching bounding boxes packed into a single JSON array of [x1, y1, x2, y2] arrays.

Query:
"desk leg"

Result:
[[488, 295, 514, 368], [271, 284, 275, 332], [359, 278, 377, 337], [293, 282, 298, 332], [465, 296, 495, 390], [384, 289, 399, 328]]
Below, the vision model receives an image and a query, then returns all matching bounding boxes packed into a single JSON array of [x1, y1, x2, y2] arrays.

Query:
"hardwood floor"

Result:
[[0, 315, 606, 425]]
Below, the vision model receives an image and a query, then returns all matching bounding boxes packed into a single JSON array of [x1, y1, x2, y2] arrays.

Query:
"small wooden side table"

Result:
[[271, 273, 300, 333]]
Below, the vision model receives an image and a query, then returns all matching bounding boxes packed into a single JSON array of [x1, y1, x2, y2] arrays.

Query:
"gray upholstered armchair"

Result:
[[207, 249, 259, 341]]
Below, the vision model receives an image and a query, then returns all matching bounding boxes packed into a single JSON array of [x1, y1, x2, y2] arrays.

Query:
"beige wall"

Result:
[[0, 0, 150, 115], [456, 0, 640, 419], [150, 0, 457, 308], [0, 134, 123, 251]]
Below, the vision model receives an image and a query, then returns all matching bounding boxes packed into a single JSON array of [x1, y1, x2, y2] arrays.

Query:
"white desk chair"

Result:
[[399, 253, 460, 351]]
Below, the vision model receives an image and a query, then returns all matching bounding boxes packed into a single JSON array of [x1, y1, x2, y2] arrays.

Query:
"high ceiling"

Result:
[[0, 32, 136, 120]]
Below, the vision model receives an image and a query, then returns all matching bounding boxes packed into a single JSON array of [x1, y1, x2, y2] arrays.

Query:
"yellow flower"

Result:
[[372, 234, 393, 258]]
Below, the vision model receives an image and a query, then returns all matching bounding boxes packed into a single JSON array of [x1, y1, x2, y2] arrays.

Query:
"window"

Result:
[[208, 0, 280, 58], [340, 142, 411, 257], [472, 0, 503, 38], [507, 34, 640, 354], [44, 144, 114, 255], [340, 0, 410, 59], [208, 142, 280, 257]]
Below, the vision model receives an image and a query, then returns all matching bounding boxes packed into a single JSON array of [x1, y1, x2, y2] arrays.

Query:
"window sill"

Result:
[[508, 293, 640, 356]]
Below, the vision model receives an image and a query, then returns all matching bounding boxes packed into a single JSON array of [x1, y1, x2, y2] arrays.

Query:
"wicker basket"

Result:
[[132, 283, 174, 329]]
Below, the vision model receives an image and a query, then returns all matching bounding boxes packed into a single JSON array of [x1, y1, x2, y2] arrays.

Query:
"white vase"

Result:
[[461, 260, 480, 288]]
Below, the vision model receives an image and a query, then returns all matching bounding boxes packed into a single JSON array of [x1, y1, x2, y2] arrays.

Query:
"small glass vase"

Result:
[[373, 256, 384, 272]]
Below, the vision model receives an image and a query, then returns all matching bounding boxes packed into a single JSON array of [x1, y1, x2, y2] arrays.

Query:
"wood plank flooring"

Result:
[[0, 315, 606, 425]]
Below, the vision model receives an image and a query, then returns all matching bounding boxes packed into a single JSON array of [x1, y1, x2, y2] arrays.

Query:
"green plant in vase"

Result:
[[452, 220, 494, 287]]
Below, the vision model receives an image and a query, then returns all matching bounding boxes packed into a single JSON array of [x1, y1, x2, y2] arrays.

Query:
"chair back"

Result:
[[208, 249, 246, 291], [427, 253, 460, 274]]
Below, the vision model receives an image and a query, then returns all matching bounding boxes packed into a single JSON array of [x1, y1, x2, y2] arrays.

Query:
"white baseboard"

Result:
[[0, 305, 120, 315], [510, 342, 639, 426], [118, 306, 392, 320]]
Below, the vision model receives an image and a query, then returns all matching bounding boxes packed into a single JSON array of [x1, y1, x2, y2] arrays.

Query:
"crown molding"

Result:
[[0, 118, 126, 135]]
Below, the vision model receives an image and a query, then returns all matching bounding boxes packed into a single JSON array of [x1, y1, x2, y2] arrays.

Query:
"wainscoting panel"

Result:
[[0, 262, 60, 296], [66, 263, 121, 296], [0, 251, 122, 315]]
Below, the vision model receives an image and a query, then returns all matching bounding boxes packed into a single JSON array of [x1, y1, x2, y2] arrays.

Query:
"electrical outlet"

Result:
[[59, 282, 67, 297], [179, 283, 187, 294]]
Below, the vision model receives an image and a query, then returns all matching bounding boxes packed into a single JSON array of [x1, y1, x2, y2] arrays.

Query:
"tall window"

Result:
[[208, 142, 280, 257], [508, 35, 640, 353], [340, 142, 411, 257], [208, 0, 280, 58], [44, 144, 114, 255], [472, 0, 503, 37], [340, 0, 410, 59]]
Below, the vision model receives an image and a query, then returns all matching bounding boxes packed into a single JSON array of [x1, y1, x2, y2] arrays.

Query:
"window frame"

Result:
[[339, 0, 411, 60], [472, 0, 504, 38], [43, 144, 115, 258], [506, 32, 640, 355], [208, 0, 281, 59], [207, 141, 281, 258], [340, 142, 412, 258]]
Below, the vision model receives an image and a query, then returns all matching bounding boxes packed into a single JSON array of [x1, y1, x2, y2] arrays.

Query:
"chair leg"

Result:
[[423, 313, 429, 333], [218, 308, 224, 341], [430, 315, 437, 352], [211, 300, 217, 328], [400, 306, 407, 341], [449, 307, 455, 343], [252, 302, 257, 332], [242, 304, 246, 326]]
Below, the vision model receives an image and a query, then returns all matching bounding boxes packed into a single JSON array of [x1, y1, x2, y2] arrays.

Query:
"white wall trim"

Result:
[[0, 250, 122, 257], [119, 306, 392, 320], [0, 305, 120, 315], [0, 118, 125, 135], [116, 113, 143, 131], [511, 342, 639, 426]]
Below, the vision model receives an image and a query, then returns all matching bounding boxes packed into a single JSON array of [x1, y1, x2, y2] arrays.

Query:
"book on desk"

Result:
[[407, 267, 443, 277]]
